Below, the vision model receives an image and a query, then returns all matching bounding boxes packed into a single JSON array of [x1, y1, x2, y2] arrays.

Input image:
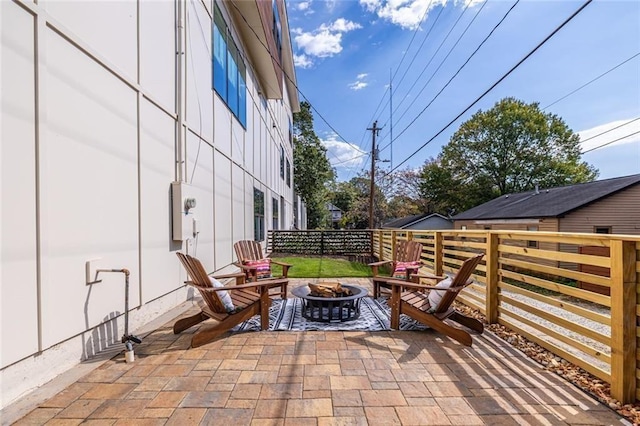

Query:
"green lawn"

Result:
[[271, 256, 373, 278]]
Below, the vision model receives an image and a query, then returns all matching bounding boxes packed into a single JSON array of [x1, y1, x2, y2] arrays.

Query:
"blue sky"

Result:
[[286, 0, 640, 183]]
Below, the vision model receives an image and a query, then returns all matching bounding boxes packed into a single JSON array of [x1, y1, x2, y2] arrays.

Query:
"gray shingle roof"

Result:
[[452, 174, 640, 220], [382, 213, 450, 228]]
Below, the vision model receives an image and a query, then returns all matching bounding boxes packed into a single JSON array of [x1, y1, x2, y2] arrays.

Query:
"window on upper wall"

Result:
[[286, 158, 291, 187], [213, 4, 247, 127], [272, 197, 279, 230], [594, 226, 611, 234], [254, 188, 265, 241], [280, 145, 285, 179], [272, 0, 282, 61], [288, 120, 293, 146]]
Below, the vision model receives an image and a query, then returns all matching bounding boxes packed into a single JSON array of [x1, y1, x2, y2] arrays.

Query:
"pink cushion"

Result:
[[243, 258, 272, 280], [392, 261, 421, 279]]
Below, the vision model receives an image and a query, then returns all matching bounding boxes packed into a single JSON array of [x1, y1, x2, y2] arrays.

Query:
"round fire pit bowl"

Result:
[[291, 284, 367, 323]]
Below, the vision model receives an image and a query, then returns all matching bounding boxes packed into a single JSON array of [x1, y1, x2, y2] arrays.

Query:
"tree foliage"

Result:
[[293, 101, 335, 228], [420, 98, 598, 214]]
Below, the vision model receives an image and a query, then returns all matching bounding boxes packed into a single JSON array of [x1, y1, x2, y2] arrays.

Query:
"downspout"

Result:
[[176, 0, 186, 182]]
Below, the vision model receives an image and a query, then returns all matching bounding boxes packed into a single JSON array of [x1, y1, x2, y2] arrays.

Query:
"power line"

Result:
[[377, 0, 486, 143], [388, 0, 520, 148], [580, 117, 640, 144], [542, 52, 640, 110], [381, 0, 594, 180], [582, 130, 640, 154], [227, 1, 352, 147]]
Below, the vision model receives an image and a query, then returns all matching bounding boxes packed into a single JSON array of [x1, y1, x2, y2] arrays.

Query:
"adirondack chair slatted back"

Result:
[[234, 240, 265, 263], [432, 253, 484, 314], [394, 240, 423, 264], [176, 252, 226, 314]]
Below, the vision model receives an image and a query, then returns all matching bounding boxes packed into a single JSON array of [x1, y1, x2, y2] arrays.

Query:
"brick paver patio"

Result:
[[5, 279, 630, 425]]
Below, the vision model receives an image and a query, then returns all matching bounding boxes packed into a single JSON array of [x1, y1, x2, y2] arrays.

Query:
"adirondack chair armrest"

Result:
[[185, 280, 283, 292], [271, 260, 292, 267], [368, 260, 392, 267], [410, 272, 447, 282], [369, 260, 392, 277], [209, 272, 246, 285], [386, 279, 443, 292]]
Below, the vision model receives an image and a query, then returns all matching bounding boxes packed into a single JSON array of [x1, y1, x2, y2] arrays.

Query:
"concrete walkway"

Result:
[[8, 279, 630, 425]]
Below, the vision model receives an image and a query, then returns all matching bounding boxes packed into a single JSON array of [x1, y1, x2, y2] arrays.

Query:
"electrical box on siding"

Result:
[[171, 182, 197, 241]]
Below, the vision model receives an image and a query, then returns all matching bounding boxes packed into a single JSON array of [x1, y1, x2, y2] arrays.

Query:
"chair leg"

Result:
[[281, 282, 288, 300], [403, 304, 473, 346], [373, 280, 380, 299], [450, 312, 484, 333], [173, 311, 207, 334]]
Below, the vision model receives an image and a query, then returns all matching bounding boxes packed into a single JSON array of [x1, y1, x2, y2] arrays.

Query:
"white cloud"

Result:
[[293, 18, 362, 61], [348, 73, 369, 90], [297, 1, 312, 11], [294, 53, 313, 68], [359, 0, 481, 30], [349, 81, 368, 90], [322, 134, 368, 168], [578, 119, 640, 152]]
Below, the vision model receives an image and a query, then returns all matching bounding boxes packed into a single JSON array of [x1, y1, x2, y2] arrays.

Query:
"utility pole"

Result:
[[367, 120, 381, 229]]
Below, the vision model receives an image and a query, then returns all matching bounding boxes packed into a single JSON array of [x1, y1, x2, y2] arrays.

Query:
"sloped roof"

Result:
[[453, 174, 640, 220], [383, 213, 450, 229]]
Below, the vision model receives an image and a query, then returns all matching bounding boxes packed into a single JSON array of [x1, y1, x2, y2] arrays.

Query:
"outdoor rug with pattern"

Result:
[[232, 297, 429, 332]]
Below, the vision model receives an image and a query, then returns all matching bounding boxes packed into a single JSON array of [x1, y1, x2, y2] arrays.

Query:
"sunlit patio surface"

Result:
[[8, 279, 630, 425]]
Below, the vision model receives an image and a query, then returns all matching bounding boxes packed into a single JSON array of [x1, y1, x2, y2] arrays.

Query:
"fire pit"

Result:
[[291, 284, 367, 322]]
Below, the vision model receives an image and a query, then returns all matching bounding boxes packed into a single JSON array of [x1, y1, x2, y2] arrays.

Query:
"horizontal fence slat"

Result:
[[499, 244, 611, 268], [498, 306, 611, 365], [499, 269, 611, 307], [498, 315, 611, 382], [500, 282, 611, 326], [500, 232, 612, 247], [498, 294, 610, 346], [499, 256, 611, 288]]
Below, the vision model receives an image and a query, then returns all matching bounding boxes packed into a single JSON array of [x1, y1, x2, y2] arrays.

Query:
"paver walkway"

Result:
[[8, 279, 630, 425]]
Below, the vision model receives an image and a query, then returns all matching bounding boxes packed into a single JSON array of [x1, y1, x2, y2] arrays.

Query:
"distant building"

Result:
[[327, 203, 343, 228], [452, 174, 640, 235], [383, 213, 453, 230]]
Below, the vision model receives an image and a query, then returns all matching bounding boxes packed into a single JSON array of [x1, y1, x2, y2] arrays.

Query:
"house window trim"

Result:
[[254, 188, 265, 242], [594, 226, 612, 234], [213, 3, 247, 128]]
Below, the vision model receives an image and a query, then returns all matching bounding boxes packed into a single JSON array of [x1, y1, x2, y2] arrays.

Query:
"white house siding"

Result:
[[0, 0, 298, 409]]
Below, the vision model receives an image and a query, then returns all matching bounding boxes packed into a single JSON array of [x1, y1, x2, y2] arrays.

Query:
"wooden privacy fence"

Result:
[[371, 229, 640, 404], [268, 230, 372, 255]]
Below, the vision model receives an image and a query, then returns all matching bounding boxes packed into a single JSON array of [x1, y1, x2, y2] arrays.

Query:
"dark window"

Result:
[[254, 188, 265, 241], [286, 158, 291, 187], [594, 226, 611, 234], [272, 197, 279, 230], [280, 145, 285, 179], [272, 0, 282, 61], [288, 120, 293, 146], [213, 4, 246, 127], [527, 225, 539, 248]]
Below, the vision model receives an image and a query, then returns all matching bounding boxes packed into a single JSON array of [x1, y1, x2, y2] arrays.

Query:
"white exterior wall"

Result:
[[0, 0, 298, 408]]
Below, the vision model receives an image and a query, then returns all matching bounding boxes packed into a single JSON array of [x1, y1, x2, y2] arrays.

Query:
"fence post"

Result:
[[485, 232, 499, 324], [391, 231, 397, 261], [434, 232, 443, 276], [610, 239, 636, 404]]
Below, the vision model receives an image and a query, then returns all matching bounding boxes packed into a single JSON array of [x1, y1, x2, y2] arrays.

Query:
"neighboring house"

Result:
[[383, 213, 453, 230], [1, 0, 300, 408], [327, 203, 343, 228], [452, 174, 640, 235]]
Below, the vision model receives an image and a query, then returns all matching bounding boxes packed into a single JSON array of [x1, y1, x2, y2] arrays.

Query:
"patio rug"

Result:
[[232, 297, 428, 332]]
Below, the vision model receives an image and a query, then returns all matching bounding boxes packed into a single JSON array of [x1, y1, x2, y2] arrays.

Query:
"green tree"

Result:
[[420, 98, 598, 213], [293, 101, 335, 228]]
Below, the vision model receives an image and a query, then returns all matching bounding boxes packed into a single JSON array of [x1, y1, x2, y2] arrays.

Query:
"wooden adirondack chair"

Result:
[[369, 240, 425, 298], [175, 253, 281, 348], [233, 240, 291, 299], [388, 253, 485, 346]]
